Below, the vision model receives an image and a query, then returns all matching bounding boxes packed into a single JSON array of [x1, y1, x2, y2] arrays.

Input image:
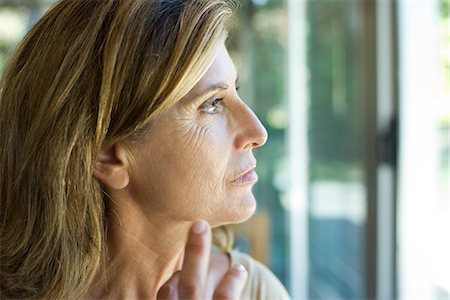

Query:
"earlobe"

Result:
[[93, 144, 130, 190]]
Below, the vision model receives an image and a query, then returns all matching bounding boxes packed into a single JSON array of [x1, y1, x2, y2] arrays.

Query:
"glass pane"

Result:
[[306, 0, 373, 299]]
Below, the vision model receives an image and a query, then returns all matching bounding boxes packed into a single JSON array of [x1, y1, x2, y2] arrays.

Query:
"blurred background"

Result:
[[1, 0, 449, 299]]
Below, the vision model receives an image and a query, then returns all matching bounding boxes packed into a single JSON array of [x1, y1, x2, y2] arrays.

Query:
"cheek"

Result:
[[172, 121, 240, 216], [127, 108, 259, 224], [172, 116, 231, 177], [175, 122, 231, 196], [130, 119, 234, 217]]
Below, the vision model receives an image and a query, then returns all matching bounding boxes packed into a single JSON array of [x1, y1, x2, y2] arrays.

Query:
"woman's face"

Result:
[[125, 45, 267, 226]]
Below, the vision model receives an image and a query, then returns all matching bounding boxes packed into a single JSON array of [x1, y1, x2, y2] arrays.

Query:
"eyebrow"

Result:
[[182, 77, 240, 105], [196, 82, 230, 99]]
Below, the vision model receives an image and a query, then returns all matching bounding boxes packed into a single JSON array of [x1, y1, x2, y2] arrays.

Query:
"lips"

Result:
[[231, 165, 258, 184]]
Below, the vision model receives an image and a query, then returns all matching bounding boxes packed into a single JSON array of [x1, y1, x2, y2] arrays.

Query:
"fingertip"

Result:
[[230, 263, 247, 277], [232, 263, 246, 272], [191, 219, 210, 235], [214, 263, 248, 300]]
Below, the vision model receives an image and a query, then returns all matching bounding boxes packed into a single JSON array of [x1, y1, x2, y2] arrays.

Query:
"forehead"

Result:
[[175, 45, 238, 107], [194, 45, 237, 90]]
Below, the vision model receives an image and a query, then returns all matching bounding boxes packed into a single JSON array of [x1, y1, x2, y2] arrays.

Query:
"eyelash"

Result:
[[201, 97, 224, 114], [199, 85, 240, 115]]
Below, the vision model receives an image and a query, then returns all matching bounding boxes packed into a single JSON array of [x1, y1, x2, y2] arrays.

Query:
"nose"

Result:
[[233, 103, 268, 151]]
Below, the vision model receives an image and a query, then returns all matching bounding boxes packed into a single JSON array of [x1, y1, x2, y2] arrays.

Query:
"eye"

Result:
[[200, 97, 224, 114]]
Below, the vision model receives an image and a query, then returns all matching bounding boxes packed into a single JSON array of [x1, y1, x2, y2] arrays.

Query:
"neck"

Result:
[[85, 192, 191, 299]]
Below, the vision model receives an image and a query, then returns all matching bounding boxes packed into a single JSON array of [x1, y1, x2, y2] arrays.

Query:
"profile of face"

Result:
[[115, 44, 267, 227]]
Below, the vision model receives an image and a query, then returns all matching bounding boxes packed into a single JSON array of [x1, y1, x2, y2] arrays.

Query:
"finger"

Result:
[[213, 264, 248, 300], [178, 219, 212, 299], [157, 272, 180, 300]]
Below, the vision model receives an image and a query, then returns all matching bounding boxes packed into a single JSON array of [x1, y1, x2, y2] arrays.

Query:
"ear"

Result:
[[93, 143, 130, 190]]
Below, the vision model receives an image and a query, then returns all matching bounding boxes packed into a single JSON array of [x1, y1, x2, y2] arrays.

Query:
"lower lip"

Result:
[[232, 170, 258, 185]]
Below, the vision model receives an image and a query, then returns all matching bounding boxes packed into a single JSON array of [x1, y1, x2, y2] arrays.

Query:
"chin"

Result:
[[209, 193, 257, 228]]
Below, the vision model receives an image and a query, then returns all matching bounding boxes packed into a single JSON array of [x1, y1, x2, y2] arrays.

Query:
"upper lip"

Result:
[[231, 163, 257, 182]]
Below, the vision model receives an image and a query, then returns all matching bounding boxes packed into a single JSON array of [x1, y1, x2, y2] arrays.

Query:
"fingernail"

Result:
[[232, 264, 246, 273], [192, 220, 207, 234]]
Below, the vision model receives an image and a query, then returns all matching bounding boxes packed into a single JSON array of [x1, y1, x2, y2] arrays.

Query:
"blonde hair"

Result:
[[0, 0, 234, 298]]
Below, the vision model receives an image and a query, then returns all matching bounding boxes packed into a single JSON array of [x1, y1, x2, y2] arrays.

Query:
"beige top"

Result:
[[228, 250, 291, 300]]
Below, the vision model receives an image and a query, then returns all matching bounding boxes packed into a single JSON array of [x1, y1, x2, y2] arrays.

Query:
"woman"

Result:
[[0, 0, 290, 299]]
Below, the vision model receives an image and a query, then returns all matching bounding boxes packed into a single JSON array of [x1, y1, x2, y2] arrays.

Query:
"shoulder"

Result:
[[228, 250, 291, 300]]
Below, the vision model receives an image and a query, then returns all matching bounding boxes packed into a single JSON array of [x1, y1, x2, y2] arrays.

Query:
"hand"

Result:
[[157, 220, 248, 300]]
